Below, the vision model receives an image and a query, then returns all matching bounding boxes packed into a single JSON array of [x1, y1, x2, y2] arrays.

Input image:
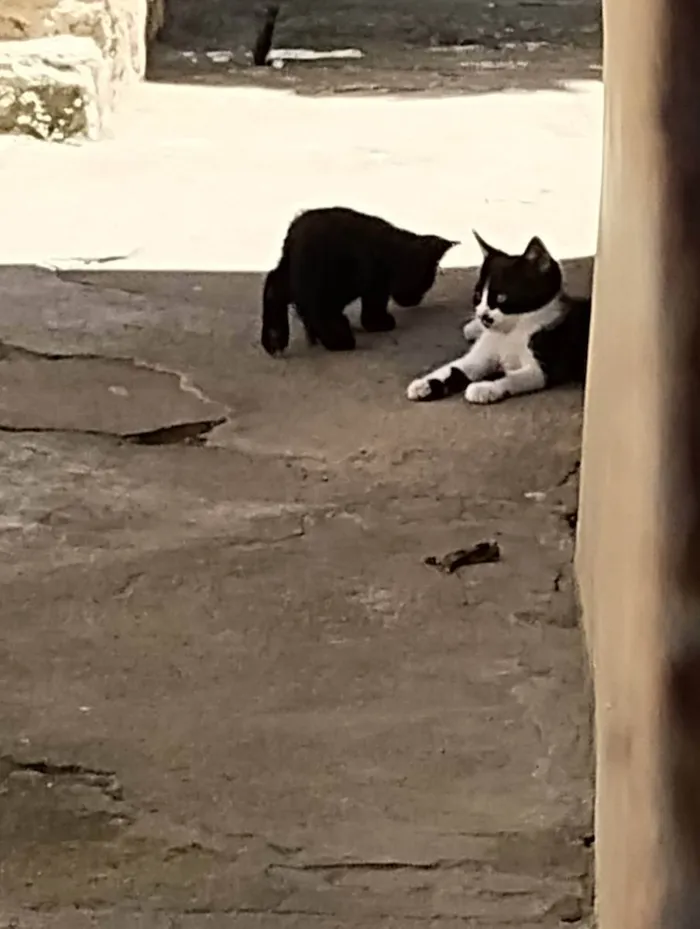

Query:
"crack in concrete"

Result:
[[41, 253, 139, 272], [27, 271, 219, 409], [0, 755, 124, 802], [59, 254, 137, 267], [0, 340, 219, 407], [53, 270, 152, 297], [557, 460, 581, 487], [0, 417, 227, 446], [125, 417, 227, 445], [0, 339, 228, 445], [172, 904, 541, 923], [271, 858, 457, 873], [12, 908, 550, 927]]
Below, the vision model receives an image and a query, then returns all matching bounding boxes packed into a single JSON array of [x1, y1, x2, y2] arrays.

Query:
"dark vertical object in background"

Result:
[[252, 4, 280, 66], [660, 0, 700, 924]]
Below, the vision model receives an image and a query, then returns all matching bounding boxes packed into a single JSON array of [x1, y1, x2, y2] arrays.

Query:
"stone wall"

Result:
[[0, 0, 156, 140]]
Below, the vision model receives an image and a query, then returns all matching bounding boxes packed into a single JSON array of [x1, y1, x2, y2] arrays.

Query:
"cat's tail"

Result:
[[261, 260, 291, 356]]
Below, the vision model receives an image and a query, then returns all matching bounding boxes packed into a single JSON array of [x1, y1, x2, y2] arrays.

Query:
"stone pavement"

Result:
[[0, 66, 600, 927]]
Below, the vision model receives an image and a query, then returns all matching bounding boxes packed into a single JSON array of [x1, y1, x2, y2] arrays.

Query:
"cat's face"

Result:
[[391, 235, 457, 308], [471, 232, 562, 334]]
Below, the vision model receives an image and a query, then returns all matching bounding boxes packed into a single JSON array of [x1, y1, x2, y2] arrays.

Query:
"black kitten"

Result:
[[407, 231, 591, 404], [261, 207, 457, 355]]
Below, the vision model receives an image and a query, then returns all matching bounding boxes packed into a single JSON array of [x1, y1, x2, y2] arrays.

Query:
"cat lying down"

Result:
[[261, 207, 456, 355], [406, 232, 591, 405]]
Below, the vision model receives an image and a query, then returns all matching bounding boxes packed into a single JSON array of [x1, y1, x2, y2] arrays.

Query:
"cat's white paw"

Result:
[[406, 377, 432, 401], [462, 318, 483, 342], [465, 380, 507, 405]]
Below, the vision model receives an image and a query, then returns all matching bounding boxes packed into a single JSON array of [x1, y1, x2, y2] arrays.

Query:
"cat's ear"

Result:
[[473, 230, 501, 258], [523, 236, 554, 272], [423, 235, 458, 262]]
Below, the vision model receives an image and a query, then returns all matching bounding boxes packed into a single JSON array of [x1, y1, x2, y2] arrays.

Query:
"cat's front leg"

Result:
[[361, 291, 395, 332], [462, 316, 483, 343], [406, 342, 495, 402], [465, 364, 546, 405]]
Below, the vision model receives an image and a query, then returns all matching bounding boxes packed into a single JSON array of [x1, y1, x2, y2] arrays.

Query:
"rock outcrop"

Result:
[[0, 36, 107, 140], [0, 0, 157, 140]]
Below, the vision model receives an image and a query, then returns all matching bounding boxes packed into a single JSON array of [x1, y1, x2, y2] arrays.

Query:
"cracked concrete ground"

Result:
[[0, 39, 600, 929]]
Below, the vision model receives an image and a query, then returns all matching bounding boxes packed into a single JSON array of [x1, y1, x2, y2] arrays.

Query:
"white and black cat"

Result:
[[406, 232, 591, 405], [261, 207, 457, 355]]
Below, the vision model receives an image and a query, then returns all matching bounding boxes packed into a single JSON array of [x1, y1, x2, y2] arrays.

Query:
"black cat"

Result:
[[261, 207, 457, 355]]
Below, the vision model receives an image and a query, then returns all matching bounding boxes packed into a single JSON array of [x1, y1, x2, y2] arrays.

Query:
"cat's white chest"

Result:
[[481, 329, 535, 372], [472, 303, 562, 373]]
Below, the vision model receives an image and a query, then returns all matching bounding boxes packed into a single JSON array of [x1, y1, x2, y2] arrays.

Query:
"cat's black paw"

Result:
[[316, 319, 356, 351], [407, 377, 446, 401], [320, 333, 357, 351], [406, 367, 469, 402], [261, 327, 289, 356], [361, 312, 396, 333]]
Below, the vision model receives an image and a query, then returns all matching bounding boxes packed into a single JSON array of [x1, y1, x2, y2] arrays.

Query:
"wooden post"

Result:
[[575, 0, 665, 925], [578, 0, 700, 924]]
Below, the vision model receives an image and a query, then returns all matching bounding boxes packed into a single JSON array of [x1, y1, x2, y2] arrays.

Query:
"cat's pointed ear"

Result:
[[424, 235, 458, 261], [438, 236, 459, 256], [523, 236, 554, 272], [473, 230, 500, 258]]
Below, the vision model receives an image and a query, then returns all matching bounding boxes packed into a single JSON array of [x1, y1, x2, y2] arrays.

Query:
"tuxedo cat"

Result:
[[261, 207, 456, 355], [406, 232, 591, 405]]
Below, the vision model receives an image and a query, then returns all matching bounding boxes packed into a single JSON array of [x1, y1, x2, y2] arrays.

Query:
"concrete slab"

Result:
[[0, 44, 598, 928]]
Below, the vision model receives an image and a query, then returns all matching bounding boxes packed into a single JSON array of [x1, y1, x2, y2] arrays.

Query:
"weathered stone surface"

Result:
[[44, 0, 148, 91], [0, 0, 150, 139], [1, 1, 149, 79], [0, 35, 107, 140], [0, 3, 43, 41]]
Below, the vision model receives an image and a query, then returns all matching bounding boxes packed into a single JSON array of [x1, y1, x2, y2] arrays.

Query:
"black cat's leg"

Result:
[[360, 291, 395, 333], [314, 313, 356, 352], [296, 300, 356, 352], [294, 306, 318, 346], [261, 265, 291, 356]]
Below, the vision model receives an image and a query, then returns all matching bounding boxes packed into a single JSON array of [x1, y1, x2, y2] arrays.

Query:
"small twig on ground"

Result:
[[424, 541, 501, 574], [252, 4, 280, 67]]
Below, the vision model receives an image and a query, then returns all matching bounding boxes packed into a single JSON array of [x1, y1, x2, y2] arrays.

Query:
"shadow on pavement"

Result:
[[0, 254, 593, 921], [0, 255, 594, 440], [56, 255, 593, 371], [147, 44, 601, 98], [158, 0, 601, 51], [147, 0, 601, 97], [0, 256, 593, 450]]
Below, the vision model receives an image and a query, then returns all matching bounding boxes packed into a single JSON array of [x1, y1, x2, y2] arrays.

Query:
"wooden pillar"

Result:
[[575, 0, 664, 925], [577, 0, 700, 925]]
